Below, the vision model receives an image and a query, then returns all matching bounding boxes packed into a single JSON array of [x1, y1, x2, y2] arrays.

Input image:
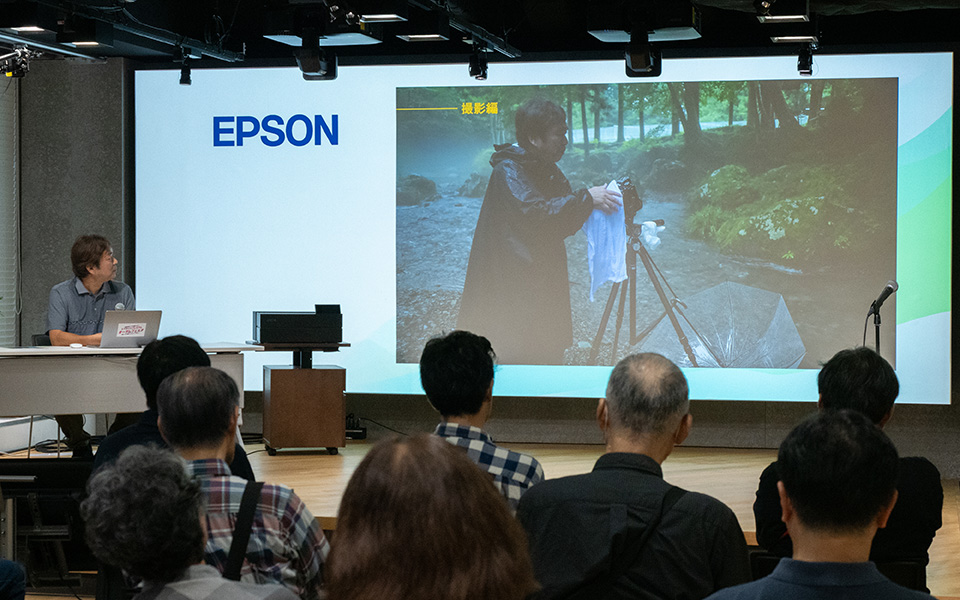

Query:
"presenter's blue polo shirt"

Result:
[[46, 277, 136, 335]]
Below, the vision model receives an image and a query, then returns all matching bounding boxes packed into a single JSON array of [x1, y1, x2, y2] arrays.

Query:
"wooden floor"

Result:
[[21, 441, 960, 599]]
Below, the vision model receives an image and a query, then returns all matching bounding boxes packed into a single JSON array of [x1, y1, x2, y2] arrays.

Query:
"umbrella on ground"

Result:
[[635, 281, 806, 368]]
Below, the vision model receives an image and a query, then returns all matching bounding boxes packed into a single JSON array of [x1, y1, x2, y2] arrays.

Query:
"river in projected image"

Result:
[[396, 80, 898, 369]]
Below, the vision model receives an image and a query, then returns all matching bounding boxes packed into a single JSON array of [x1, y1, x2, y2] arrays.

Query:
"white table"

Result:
[[0, 343, 262, 417]]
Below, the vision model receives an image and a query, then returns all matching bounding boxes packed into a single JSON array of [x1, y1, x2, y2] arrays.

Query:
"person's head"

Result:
[[515, 98, 568, 162], [419, 330, 495, 419], [326, 434, 538, 600], [818, 346, 899, 425], [601, 353, 691, 440], [778, 410, 899, 534], [81, 445, 205, 583], [157, 366, 238, 452], [137, 335, 212, 411], [71, 234, 116, 281]]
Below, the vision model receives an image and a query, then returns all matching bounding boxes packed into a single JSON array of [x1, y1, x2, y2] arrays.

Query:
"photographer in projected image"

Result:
[[457, 98, 623, 365]]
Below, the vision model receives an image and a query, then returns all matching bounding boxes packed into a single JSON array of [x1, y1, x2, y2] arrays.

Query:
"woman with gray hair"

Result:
[[81, 445, 295, 600]]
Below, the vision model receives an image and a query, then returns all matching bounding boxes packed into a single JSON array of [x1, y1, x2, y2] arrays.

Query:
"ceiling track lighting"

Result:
[[175, 47, 192, 85], [56, 15, 114, 47], [358, 0, 409, 24], [295, 33, 337, 81], [396, 8, 450, 43], [468, 38, 487, 80], [0, 2, 58, 33], [755, 0, 810, 23], [797, 41, 816, 76], [413, 0, 520, 58], [0, 29, 103, 62], [0, 46, 35, 78], [624, 27, 661, 78]]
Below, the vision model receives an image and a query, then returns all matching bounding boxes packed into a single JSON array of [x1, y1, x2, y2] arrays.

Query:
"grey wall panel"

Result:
[[19, 58, 131, 343]]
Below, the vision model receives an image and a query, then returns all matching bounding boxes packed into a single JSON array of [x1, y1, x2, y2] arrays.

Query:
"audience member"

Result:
[[753, 347, 942, 563], [157, 367, 327, 599], [81, 445, 296, 600], [707, 411, 935, 600], [325, 434, 538, 600], [93, 335, 255, 481], [517, 353, 750, 599], [0, 559, 25, 600], [420, 330, 544, 512]]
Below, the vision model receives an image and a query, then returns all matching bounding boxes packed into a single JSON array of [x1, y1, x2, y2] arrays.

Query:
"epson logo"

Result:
[[213, 114, 338, 147]]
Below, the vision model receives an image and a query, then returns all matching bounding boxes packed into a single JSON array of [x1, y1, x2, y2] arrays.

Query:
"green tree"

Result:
[[667, 82, 703, 144]]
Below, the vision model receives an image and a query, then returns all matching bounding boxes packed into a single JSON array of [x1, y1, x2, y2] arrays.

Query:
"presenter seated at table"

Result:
[[45, 234, 135, 460]]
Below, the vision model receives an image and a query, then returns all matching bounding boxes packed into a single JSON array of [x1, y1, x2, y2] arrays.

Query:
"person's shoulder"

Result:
[[895, 455, 943, 509], [759, 460, 780, 478], [92, 428, 141, 466], [108, 279, 134, 294], [517, 470, 598, 509], [186, 576, 298, 600], [49, 278, 76, 295], [94, 425, 166, 470], [491, 442, 544, 483], [231, 580, 299, 600], [702, 579, 762, 600], [490, 146, 532, 176], [262, 481, 314, 516], [675, 488, 742, 527], [899, 455, 941, 479], [879, 580, 939, 600], [755, 460, 780, 494]]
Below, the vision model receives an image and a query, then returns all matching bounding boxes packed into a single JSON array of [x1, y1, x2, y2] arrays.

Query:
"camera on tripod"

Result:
[[616, 176, 643, 221]]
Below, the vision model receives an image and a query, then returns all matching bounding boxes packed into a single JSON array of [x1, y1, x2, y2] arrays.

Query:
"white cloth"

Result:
[[582, 180, 627, 301], [640, 220, 666, 251]]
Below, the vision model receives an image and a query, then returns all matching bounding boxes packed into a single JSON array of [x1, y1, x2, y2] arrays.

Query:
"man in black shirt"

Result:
[[517, 353, 750, 600], [753, 347, 942, 565]]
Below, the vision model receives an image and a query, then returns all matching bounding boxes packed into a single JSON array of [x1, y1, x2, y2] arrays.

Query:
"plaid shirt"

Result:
[[434, 422, 544, 512], [187, 459, 328, 600]]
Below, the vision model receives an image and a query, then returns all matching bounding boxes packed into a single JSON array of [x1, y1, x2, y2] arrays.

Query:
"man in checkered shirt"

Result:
[[158, 366, 328, 600], [420, 330, 544, 512]]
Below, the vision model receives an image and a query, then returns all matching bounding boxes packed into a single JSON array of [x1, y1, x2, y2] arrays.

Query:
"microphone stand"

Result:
[[873, 302, 882, 354]]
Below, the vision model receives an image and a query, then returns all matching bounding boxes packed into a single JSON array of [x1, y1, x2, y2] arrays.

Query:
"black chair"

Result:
[[876, 560, 927, 592], [0, 459, 96, 595], [31, 333, 51, 346]]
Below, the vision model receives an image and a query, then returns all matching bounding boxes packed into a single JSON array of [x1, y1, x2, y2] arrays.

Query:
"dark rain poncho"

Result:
[[457, 144, 592, 365]]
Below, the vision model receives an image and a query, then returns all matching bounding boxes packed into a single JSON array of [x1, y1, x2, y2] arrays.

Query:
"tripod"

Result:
[[588, 219, 701, 367]]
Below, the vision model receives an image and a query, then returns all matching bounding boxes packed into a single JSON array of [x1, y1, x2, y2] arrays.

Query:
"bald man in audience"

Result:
[[518, 353, 750, 600]]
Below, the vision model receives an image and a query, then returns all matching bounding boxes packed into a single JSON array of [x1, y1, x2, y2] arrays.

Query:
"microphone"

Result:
[[867, 281, 898, 316]]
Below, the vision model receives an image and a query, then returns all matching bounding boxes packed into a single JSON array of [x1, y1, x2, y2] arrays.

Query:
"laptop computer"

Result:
[[100, 310, 162, 348]]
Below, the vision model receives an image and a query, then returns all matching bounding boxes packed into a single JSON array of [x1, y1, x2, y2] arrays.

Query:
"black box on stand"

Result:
[[253, 305, 342, 344]]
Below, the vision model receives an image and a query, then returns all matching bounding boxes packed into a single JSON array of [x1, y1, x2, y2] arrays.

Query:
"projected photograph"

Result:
[[396, 80, 898, 369]]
